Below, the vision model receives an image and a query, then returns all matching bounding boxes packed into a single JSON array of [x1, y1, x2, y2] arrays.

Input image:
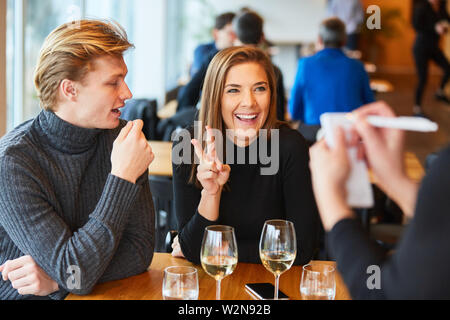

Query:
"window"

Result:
[[5, 0, 217, 133], [22, 0, 83, 127], [6, 0, 15, 130], [5, 0, 161, 132]]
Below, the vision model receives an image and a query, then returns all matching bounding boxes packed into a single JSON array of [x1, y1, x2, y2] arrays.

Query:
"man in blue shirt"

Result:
[[289, 17, 374, 143], [190, 12, 236, 77]]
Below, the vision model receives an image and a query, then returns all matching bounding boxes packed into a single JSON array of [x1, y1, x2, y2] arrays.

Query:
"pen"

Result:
[[346, 114, 439, 132]]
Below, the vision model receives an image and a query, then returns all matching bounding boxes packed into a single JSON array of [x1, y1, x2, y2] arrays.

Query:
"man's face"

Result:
[[214, 23, 236, 50], [65, 55, 132, 129]]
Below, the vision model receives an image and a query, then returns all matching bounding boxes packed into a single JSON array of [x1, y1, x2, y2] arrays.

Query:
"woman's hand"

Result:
[[191, 126, 231, 196], [309, 127, 355, 231], [0, 256, 59, 297], [191, 126, 231, 222], [352, 102, 419, 218], [171, 235, 185, 258]]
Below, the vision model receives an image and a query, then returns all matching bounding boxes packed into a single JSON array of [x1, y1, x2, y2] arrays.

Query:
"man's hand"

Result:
[[309, 127, 355, 231], [0, 256, 59, 296], [352, 102, 418, 218], [111, 120, 155, 184]]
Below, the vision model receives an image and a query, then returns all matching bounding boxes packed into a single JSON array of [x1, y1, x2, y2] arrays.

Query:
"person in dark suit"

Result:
[[412, 0, 450, 116], [190, 12, 236, 77], [309, 101, 450, 299]]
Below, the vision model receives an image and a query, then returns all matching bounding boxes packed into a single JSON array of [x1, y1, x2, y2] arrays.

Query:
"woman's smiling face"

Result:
[[221, 62, 271, 146]]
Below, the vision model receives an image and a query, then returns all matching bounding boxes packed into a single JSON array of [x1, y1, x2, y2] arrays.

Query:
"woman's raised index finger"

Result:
[[205, 126, 217, 161], [191, 139, 204, 161]]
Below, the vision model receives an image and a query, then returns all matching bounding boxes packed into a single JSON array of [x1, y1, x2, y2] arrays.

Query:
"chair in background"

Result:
[[156, 108, 198, 141], [149, 175, 177, 252], [368, 151, 437, 252], [121, 98, 160, 140], [365, 183, 407, 252], [165, 85, 183, 105], [425, 152, 439, 171]]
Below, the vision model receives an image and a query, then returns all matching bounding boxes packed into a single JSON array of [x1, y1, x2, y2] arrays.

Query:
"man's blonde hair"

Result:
[[34, 20, 134, 111]]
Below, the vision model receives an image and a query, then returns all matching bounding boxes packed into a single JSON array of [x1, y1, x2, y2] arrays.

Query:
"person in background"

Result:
[[190, 12, 236, 77], [0, 20, 155, 300], [309, 101, 450, 299], [177, 10, 287, 121], [327, 0, 364, 51], [412, 0, 450, 117], [289, 17, 374, 144], [171, 46, 320, 265]]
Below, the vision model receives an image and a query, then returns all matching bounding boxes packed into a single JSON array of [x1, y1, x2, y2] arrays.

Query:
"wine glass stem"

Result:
[[274, 274, 280, 300], [216, 279, 221, 300]]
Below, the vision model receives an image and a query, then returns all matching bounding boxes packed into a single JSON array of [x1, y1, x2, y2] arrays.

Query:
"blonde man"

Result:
[[0, 20, 155, 300]]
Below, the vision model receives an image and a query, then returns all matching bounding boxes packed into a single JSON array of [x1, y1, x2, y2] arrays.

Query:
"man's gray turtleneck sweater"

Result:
[[0, 110, 155, 300]]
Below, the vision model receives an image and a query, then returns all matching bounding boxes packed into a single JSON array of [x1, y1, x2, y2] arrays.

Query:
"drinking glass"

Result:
[[300, 263, 336, 300], [200, 225, 238, 300], [162, 266, 199, 300], [259, 219, 297, 300]]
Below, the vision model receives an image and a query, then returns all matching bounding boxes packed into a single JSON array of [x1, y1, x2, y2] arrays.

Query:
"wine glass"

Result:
[[300, 263, 336, 300], [259, 219, 297, 300], [162, 266, 199, 300], [200, 225, 238, 300]]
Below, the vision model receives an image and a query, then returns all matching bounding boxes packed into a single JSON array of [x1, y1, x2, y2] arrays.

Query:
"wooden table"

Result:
[[66, 253, 351, 300], [370, 79, 394, 93], [157, 100, 178, 119], [148, 141, 173, 177], [369, 152, 425, 184], [403, 152, 425, 182], [148, 140, 425, 183]]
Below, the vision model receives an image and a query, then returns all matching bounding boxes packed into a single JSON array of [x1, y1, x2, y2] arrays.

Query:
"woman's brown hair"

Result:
[[189, 46, 281, 186]]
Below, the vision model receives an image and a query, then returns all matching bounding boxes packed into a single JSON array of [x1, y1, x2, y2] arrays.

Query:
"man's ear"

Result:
[[316, 36, 325, 51], [60, 79, 78, 102], [212, 28, 219, 41]]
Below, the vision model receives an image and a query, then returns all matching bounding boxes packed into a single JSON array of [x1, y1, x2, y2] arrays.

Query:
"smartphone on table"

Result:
[[245, 283, 289, 300]]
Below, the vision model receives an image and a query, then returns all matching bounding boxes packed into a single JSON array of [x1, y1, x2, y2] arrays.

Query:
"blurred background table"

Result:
[[148, 141, 173, 177], [369, 152, 425, 184], [66, 253, 351, 300], [370, 79, 394, 93], [148, 141, 424, 183]]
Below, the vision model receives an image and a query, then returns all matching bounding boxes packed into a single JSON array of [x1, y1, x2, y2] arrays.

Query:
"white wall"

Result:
[[208, 0, 327, 44], [84, 0, 168, 108], [131, 0, 167, 107]]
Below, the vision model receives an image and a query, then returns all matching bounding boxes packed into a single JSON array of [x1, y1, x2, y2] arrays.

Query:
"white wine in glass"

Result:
[[260, 251, 296, 275], [259, 220, 296, 299], [201, 225, 238, 300]]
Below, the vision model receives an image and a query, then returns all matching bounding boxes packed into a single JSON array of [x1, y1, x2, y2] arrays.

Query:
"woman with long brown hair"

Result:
[[171, 46, 319, 264]]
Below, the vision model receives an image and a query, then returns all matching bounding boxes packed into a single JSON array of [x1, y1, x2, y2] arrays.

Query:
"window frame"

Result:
[[0, 0, 7, 136]]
